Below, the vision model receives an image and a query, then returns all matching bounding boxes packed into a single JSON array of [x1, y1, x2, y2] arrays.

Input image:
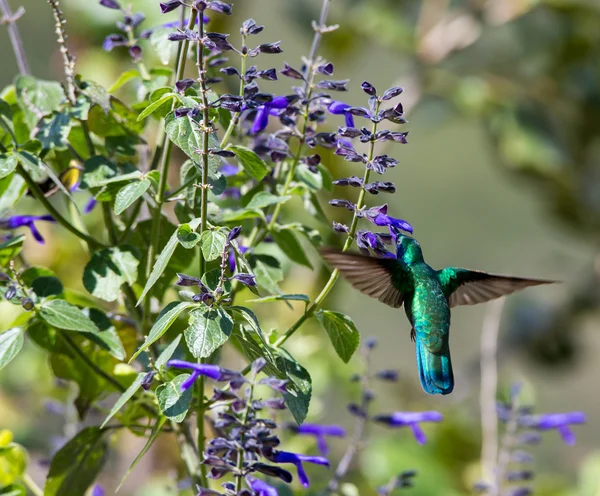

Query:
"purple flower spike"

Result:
[[373, 411, 443, 445], [271, 450, 329, 487], [246, 476, 278, 496], [521, 412, 586, 446], [288, 423, 346, 455], [0, 214, 56, 245], [167, 360, 240, 390]]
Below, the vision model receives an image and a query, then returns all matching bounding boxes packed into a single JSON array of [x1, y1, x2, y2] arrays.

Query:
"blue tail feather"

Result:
[[415, 332, 454, 395]]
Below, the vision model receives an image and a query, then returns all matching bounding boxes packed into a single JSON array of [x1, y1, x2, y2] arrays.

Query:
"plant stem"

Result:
[[235, 382, 255, 492], [219, 33, 246, 148], [274, 107, 380, 348], [47, 0, 76, 105], [0, 0, 30, 75], [17, 165, 106, 249], [195, 10, 211, 486], [21, 472, 43, 496], [145, 12, 198, 320]]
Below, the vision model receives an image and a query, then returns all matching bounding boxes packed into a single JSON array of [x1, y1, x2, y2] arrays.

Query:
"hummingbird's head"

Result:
[[394, 233, 424, 264]]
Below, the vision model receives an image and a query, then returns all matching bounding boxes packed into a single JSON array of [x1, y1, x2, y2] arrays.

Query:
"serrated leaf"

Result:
[[316, 310, 360, 363], [246, 192, 292, 211], [0, 328, 24, 371], [137, 93, 176, 121], [83, 246, 140, 302], [0, 174, 26, 214], [250, 254, 284, 295], [271, 228, 313, 269], [109, 69, 141, 93], [80, 80, 111, 113], [81, 156, 117, 189], [39, 300, 99, 334], [200, 228, 227, 261], [31, 276, 63, 298], [0, 235, 24, 266], [0, 155, 17, 179], [114, 179, 150, 215], [44, 427, 108, 496], [35, 111, 71, 151], [101, 372, 144, 428], [136, 218, 201, 306], [184, 306, 233, 358], [228, 144, 268, 180], [155, 334, 182, 369], [177, 223, 201, 249], [15, 76, 64, 129], [156, 374, 193, 422], [116, 416, 166, 491], [86, 308, 126, 361], [130, 302, 194, 362]]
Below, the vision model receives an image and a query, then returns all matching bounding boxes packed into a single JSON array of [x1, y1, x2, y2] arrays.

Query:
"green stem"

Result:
[[118, 197, 143, 244], [102, 202, 119, 245], [274, 105, 380, 348], [234, 382, 255, 492], [18, 165, 106, 249], [21, 473, 43, 496]]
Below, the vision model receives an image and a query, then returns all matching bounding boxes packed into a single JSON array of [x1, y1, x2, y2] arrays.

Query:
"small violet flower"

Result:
[[327, 101, 355, 128], [271, 450, 329, 487], [167, 359, 242, 391], [0, 215, 56, 244], [246, 476, 278, 496], [287, 423, 346, 455], [521, 412, 586, 445], [373, 411, 443, 445], [249, 96, 295, 134], [91, 484, 105, 496], [364, 204, 413, 235]]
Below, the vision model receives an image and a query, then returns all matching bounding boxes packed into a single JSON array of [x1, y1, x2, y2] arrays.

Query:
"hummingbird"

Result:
[[321, 230, 556, 395]]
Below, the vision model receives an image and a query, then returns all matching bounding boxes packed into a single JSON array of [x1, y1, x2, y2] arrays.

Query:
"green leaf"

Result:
[[315, 310, 360, 363], [116, 416, 166, 491], [109, 69, 141, 93], [44, 427, 108, 496], [35, 112, 72, 151], [277, 348, 312, 424], [228, 144, 268, 181], [184, 306, 233, 358], [86, 308, 127, 361], [246, 191, 292, 211], [156, 374, 193, 422], [155, 334, 182, 369], [130, 302, 194, 361], [39, 299, 99, 334], [137, 93, 176, 121], [250, 254, 284, 295], [114, 179, 151, 215], [0, 174, 26, 214], [0, 155, 18, 179], [81, 156, 117, 189], [0, 484, 26, 496], [177, 223, 201, 249], [83, 246, 140, 302], [150, 27, 176, 65], [100, 372, 145, 428], [79, 80, 111, 113], [200, 228, 227, 261], [0, 443, 27, 486], [0, 235, 24, 266], [248, 294, 309, 306], [0, 328, 24, 371], [31, 276, 63, 297], [15, 76, 64, 129], [164, 111, 221, 173], [271, 228, 313, 269], [137, 218, 201, 306]]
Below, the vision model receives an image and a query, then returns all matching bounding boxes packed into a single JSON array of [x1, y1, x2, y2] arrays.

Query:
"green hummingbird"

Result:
[[321, 231, 556, 395]]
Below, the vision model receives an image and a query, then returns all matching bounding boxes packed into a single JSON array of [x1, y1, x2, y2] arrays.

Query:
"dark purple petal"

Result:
[[280, 62, 304, 80], [232, 273, 256, 287], [206, 32, 234, 51], [246, 476, 278, 496], [160, 0, 183, 14], [332, 222, 349, 233], [207, 1, 232, 14], [316, 62, 334, 75], [316, 79, 348, 92], [381, 86, 403, 100], [259, 377, 287, 394], [241, 18, 264, 36], [103, 34, 127, 51], [258, 41, 283, 54], [257, 68, 277, 81], [129, 45, 142, 60], [227, 226, 242, 242], [141, 370, 156, 391], [175, 78, 196, 92], [361, 81, 377, 96], [99, 0, 120, 9], [329, 199, 355, 211], [251, 106, 270, 134]]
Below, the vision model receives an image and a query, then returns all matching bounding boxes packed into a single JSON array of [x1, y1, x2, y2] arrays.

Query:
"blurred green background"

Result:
[[1, 0, 600, 494]]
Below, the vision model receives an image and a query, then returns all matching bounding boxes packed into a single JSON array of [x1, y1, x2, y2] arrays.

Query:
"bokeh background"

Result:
[[1, 0, 600, 494]]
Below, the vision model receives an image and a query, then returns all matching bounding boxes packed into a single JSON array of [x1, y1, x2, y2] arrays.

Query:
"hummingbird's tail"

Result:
[[415, 331, 454, 395]]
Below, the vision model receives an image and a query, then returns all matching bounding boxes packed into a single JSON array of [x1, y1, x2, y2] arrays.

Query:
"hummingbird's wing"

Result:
[[437, 268, 556, 307], [321, 248, 408, 308]]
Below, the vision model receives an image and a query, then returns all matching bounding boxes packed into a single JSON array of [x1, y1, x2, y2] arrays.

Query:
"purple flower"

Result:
[[231, 273, 256, 287], [521, 412, 586, 445], [246, 476, 278, 496], [373, 411, 443, 445], [228, 245, 248, 272], [103, 34, 127, 51], [271, 450, 329, 487], [99, 0, 120, 9], [91, 484, 105, 496], [288, 423, 346, 455], [364, 204, 413, 234], [167, 360, 241, 391], [249, 96, 294, 134], [84, 197, 98, 214], [220, 163, 239, 177], [160, 0, 183, 13], [327, 101, 355, 128], [0, 215, 56, 244]]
